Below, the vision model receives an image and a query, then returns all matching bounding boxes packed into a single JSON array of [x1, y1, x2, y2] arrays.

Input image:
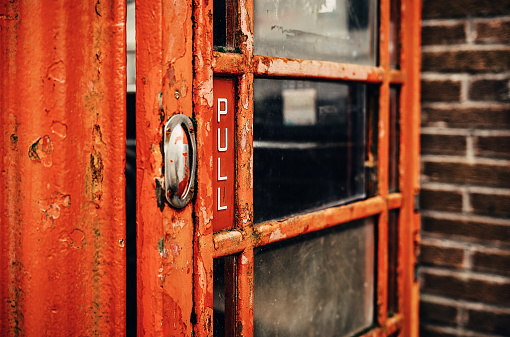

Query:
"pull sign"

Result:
[[213, 79, 235, 232], [164, 114, 197, 209]]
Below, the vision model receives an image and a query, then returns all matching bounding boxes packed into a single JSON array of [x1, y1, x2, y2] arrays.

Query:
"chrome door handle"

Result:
[[164, 114, 196, 209]]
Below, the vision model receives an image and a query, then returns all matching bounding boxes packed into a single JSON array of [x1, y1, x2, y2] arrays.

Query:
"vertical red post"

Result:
[[400, 0, 422, 336], [136, 0, 195, 335], [0, 1, 126, 335]]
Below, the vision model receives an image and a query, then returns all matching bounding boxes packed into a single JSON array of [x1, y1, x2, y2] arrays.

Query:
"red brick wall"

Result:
[[420, 1, 510, 336]]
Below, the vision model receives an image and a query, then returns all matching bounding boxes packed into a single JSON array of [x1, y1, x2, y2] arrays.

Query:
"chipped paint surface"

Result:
[[253, 56, 385, 82], [268, 228, 286, 242], [0, 0, 126, 335], [137, 0, 195, 335]]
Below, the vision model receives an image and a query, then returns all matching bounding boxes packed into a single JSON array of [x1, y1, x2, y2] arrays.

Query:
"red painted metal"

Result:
[[0, 1, 126, 336], [399, 0, 422, 336], [193, 0, 215, 333], [207, 0, 420, 335], [136, 0, 195, 335], [0, 0, 422, 334], [213, 79, 236, 232], [253, 56, 385, 82], [377, 0, 391, 326]]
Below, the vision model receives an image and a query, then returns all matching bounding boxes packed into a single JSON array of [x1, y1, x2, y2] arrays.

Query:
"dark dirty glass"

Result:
[[253, 218, 375, 337], [214, 0, 227, 47], [389, 86, 399, 192], [213, 256, 236, 337], [389, 0, 401, 68], [387, 210, 399, 316], [253, 78, 366, 224], [214, 0, 235, 48], [254, 0, 377, 65]]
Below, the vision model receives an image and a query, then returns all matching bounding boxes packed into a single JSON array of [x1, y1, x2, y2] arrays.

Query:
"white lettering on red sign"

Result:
[[217, 97, 228, 211]]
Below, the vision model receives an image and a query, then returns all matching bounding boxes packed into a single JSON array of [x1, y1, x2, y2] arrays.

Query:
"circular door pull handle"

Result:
[[164, 114, 197, 209]]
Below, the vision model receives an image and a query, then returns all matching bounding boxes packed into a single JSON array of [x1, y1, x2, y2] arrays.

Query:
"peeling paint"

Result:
[[46, 60, 66, 83], [172, 219, 186, 232], [155, 177, 166, 212], [60, 229, 86, 249], [51, 121, 67, 139], [158, 237, 170, 259], [241, 255, 249, 265], [269, 228, 286, 241], [38, 192, 71, 228], [28, 135, 54, 167]]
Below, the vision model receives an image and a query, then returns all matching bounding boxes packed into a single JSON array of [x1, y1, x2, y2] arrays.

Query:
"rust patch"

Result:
[[88, 147, 104, 202], [10, 133, 18, 151], [95, 0, 102, 17], [90, 149, 103, 185], [92, 124, 105, 144], [155, 177, 165, 212], [158, 236, 169, 258], [28, 135, 54, 167]]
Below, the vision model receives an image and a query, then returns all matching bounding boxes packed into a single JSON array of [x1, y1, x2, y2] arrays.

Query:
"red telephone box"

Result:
[[0, 0, 421, 336]]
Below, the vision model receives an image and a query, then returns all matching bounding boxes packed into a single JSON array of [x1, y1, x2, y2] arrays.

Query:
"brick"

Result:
[[423, 162, 510, 188], [420, 300, 458, 326], [422, 0, 510, 19], [472, 193, 510, 218], [476, 20, 510, 44], [421, 189, 463, 212], [421, 272, 510, 305], [422, 24, 466, 46], [422, 217, 510, 244], [421, 106, 510, 129], [477, 136, 510, 159], [421, 134, 466, 156], [469, 79, 510, 102], [421, 243, 464, 269], [422, 50, 510, 73], [465, 309, 510, 335], [422, 80, 461, 102], [472, 250, 510, 276]]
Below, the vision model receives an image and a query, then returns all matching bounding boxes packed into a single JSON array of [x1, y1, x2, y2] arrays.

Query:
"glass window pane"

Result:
[[254, 218, 375, 337], [254, 79, 366, 224], [389, 0, 401, 68], [254, 0, 377, 65], [389, 86, 399, 192], [387, 210, 399, 316], [214, 0, 236, 48], [214, 256, 237, 337]]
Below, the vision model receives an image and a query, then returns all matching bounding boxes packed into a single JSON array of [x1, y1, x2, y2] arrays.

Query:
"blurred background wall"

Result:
[[419, 1, 510, 336]]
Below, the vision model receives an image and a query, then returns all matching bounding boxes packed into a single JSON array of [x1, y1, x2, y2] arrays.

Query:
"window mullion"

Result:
[[377, 0, 392, 326]]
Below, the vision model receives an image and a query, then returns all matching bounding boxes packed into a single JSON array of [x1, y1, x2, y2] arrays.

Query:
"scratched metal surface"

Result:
[[0, 0, 126, 335]]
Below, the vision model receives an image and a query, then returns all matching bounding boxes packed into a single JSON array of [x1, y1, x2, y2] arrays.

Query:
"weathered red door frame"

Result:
[[136, 0, 421, 335]]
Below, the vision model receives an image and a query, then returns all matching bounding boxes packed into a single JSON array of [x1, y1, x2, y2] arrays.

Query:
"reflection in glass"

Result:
[[254, 79, 366, 223], [126, 1, 135, 92], [254, 219, 375, 337], [254, 0, 377, 65], [389, 0, 401, 68]]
